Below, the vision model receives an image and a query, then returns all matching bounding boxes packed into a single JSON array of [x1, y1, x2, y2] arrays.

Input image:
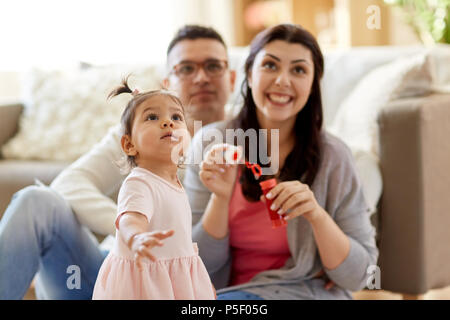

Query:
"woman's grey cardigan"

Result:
[[183, 120, 378, 300]]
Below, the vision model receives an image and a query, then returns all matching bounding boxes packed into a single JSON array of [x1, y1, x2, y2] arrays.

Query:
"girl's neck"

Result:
[[137, 159, 179, 186]]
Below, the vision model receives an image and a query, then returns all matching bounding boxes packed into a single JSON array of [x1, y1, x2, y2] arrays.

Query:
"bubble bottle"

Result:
[[259, 178, 287, 228], [245, 161, 287, 228]]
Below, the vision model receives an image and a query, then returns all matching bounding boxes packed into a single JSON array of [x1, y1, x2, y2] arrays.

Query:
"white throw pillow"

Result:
[[320, 46, 424, 127], [2, 64, 162, 161], [328, 52, 433, 157], [353, 149, 383, 216], [429, 44, 450, 93]]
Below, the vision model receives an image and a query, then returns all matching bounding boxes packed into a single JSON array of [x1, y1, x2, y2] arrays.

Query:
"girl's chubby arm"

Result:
[[118, 212, 174, 270]]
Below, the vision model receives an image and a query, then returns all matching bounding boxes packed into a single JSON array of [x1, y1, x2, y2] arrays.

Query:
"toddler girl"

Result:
[[92, 78, 215, 299]]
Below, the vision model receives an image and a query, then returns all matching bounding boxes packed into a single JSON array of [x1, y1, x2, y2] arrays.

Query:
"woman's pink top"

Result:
[[228, 175, 291, 286]]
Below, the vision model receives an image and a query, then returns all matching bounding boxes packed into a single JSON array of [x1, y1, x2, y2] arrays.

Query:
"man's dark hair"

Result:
[[167, 25, 227, 56]]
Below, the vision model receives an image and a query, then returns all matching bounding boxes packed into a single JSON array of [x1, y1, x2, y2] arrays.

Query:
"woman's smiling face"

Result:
[[248, 40, 315, 127]]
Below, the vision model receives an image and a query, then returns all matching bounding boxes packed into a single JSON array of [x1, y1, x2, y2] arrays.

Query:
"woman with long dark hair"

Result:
[[183, 24, 378, 300]]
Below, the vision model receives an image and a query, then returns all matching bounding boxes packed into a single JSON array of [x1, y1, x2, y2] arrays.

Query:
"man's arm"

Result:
[[183, 127, 231, 275], [50, 125, 126, 236]]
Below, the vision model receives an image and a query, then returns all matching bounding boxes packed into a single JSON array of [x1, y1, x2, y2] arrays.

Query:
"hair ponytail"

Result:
[[107, 75, 133, 100]]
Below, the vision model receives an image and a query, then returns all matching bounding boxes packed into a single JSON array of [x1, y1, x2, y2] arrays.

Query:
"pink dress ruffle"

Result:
[[93, 250, 216, 300]]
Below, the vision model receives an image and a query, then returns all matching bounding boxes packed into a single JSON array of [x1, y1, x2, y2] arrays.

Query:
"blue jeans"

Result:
[[217, 291, 264, 300], [0, 185, 107, 300]]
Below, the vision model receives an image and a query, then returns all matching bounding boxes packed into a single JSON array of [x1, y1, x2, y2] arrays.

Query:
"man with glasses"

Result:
[[163, 25, 235, 136], [0, 25, 235, 299]]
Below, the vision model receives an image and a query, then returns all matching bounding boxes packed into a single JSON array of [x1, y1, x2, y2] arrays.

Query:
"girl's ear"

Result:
[[121, 135, 137, 157], [162, 78, 170, 90]]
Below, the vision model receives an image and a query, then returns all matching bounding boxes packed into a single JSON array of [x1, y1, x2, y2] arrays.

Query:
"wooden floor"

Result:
[[24, 286, 450, 300], [353, 287, 450, 300]]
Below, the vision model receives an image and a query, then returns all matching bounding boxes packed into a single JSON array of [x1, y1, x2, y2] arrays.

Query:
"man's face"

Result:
[[164, 39, 236, 125]]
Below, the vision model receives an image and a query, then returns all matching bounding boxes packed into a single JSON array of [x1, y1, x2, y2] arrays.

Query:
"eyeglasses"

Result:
[[170, 59, 228, 79]]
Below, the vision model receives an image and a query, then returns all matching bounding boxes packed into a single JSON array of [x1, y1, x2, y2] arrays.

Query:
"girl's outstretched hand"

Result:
[[129, 229, 175, 270]]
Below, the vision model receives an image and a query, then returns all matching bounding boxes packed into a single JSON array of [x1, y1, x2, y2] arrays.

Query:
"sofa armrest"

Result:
[[377, 93, 450, 294], [0, 103, 23, 148]]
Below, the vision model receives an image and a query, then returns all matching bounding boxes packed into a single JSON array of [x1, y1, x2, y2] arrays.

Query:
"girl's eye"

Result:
[[146, 114, 158, 121], [262, 61, 277, 71], [293, 66, 306, 75], [172, 113, 183, 121]]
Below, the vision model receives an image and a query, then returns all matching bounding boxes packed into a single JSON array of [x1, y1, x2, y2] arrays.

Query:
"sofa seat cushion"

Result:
[[0, 160, 69, 217]]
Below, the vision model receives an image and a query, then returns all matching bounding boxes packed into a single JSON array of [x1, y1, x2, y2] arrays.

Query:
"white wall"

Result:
[[0, 0, 236, 103], [0, 0, 424, 103], [388, 7, 422, 45], [0, 72, 21, 104]]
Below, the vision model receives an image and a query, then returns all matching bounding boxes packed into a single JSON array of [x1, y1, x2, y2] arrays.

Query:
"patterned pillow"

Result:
[[2, 64, 163, 161]]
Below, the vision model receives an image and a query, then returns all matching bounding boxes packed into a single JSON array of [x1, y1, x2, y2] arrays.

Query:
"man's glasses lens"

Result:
[[174, 60, 227, 78]]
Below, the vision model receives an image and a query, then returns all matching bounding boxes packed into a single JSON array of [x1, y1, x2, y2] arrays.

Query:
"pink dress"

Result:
[[92, 167, 216, 300]]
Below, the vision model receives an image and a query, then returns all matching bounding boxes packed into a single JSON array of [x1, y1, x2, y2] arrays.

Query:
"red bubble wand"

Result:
[[245, 161, 262, 180]]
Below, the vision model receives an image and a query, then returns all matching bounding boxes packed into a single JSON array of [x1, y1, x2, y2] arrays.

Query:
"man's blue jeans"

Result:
[[0, 185, 107, 299], [217, 291, 264, 300]]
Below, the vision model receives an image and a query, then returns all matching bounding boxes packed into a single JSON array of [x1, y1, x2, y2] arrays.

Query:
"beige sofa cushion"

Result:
[[0, 160, 69, 217]]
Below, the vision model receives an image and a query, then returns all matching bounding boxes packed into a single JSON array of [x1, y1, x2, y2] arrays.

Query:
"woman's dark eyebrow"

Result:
[[265, 53, 280, 61], [265, 53, 310, 65], [291, 59, 310, 65]]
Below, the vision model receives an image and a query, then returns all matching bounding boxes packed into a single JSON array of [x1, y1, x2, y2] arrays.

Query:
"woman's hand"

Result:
[[261, 180, 326, 223], [129, 229, 175, 270], [199, 144, 240, 201]]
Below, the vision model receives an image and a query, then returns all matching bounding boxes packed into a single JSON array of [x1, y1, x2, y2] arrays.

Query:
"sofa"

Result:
[[1, 44, 449, 298], [0, 102, 69, 213]]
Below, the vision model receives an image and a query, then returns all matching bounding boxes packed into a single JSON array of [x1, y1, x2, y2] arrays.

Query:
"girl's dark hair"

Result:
[[108, 75, 184, 168], [231, 24, 324, 202]]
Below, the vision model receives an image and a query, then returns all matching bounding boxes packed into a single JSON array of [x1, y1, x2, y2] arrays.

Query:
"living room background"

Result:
[[0, 0, 424, 103], [1, 0, 450, 300]]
